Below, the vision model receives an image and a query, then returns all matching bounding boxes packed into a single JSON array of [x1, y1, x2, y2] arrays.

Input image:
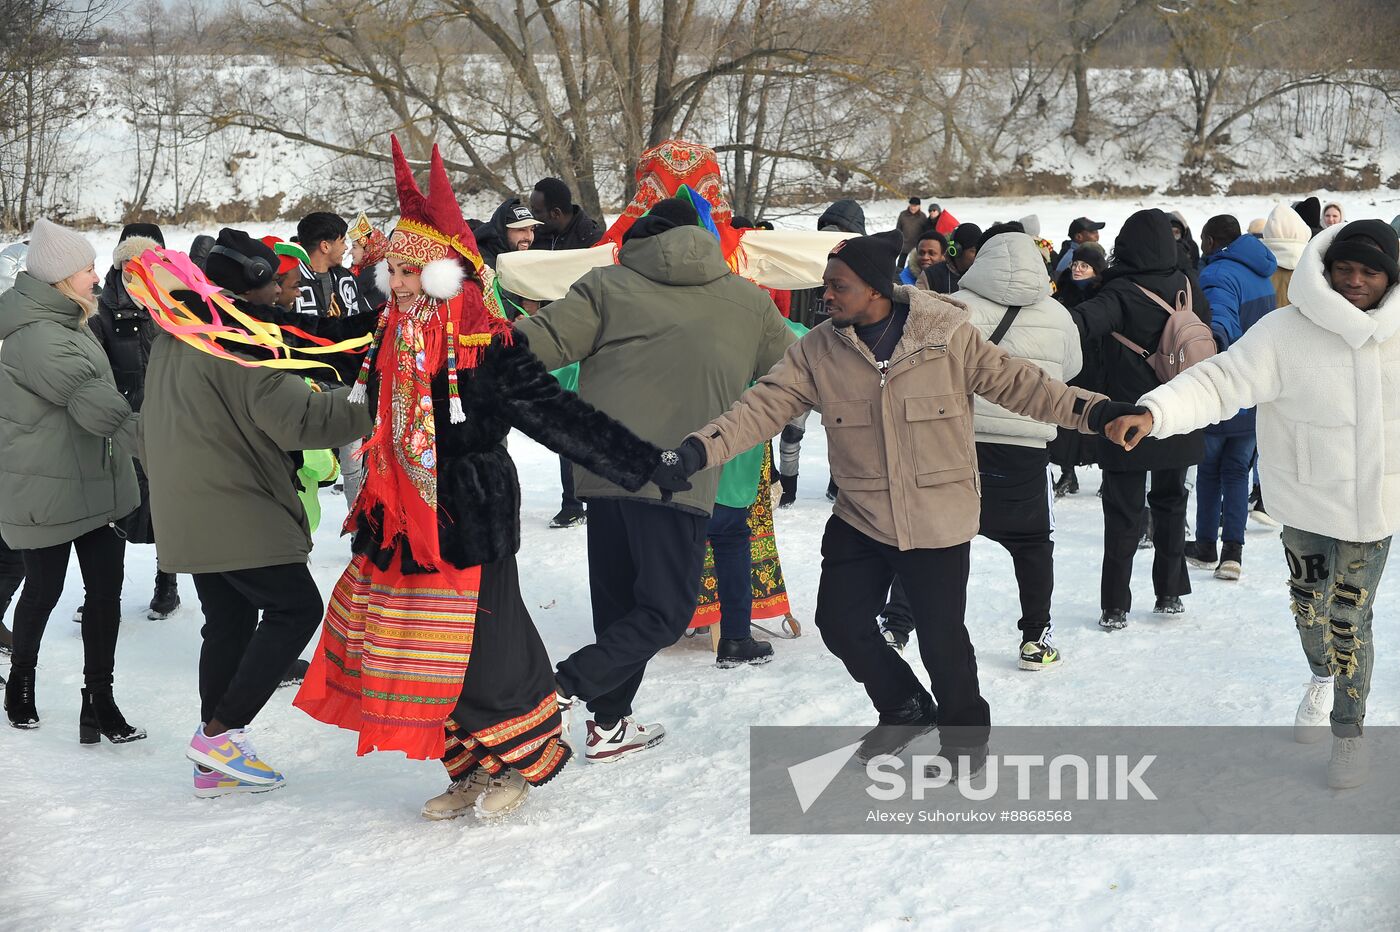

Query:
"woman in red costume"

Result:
[[294, 137, 675, 821]]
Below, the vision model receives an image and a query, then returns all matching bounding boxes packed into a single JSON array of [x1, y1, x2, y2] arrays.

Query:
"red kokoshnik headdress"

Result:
[[346, 135, 511, 569]]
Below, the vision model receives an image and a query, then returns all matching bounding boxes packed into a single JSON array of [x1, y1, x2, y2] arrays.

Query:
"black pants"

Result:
[[1100, 468, 1190, 612], [0, 531, 24, 620], [556, 498, 708, 722], [560, 456, 582, 510], [818, 516, 989, 741], [883, 444, 1054, 643], [11, 524, 126, 688], [191, 562, 324, 729]]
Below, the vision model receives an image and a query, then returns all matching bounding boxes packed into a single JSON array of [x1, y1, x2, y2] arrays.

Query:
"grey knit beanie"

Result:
[[26, 218, 96, 284]]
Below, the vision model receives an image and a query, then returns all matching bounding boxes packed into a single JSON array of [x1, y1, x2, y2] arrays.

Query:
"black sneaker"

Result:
[[279, 658, 310, 688], [1184, 540, 1218, 569], [148, 571, 180, 620], [1018, 638, 1061, 670], [1215, 542, 1243, 581], [923, 744, 989, 784], [1154, 596, 1185, 614], [777, 473, 798, 508], [550, 506, 587, 529], [1053, 470, 1079, 498], [1249, 485, 1279, 527], [855, 693, 937, 764], [715, 636, 774, 668], [1099, 609, 1128, 631]]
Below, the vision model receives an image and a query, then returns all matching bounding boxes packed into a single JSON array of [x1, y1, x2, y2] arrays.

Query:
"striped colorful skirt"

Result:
[[295, 553, 570, 785], [691, 445, 793, 627]]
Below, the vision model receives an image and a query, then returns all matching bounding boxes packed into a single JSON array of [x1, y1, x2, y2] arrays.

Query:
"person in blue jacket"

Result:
[[1184, 214, 1277, 580]]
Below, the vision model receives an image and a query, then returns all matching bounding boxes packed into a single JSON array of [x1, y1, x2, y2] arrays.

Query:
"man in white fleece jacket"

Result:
[[1105, 219, 1400, 790]]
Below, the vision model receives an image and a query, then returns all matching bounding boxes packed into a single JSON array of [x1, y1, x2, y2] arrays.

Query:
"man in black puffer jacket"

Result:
[[1070, 208, 1212, 630], [89, 223, 177, 619]]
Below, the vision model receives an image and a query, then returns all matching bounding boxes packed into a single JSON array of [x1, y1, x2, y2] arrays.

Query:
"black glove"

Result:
[[651, 437, 706, 502], [1087, 400, 1149, 440]]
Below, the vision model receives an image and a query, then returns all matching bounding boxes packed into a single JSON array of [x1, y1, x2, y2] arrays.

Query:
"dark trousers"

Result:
[[883, 444, 1054, 643], [560, 456, 582, 510], [11, 524, 126, 687], [1100, 468, 1191, 612], [818, 516, 989, 741], [707, 503, 754, 640], [0, 531, 24, 620], [191, 562, 324, 729], [1196, 432, 1256, 546], [556, 498, 708, 722]]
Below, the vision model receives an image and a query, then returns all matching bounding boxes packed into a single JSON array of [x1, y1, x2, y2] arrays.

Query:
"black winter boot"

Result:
[[79, 687, 146, 744], [1154, 596, 1185, 614], [1053, 468, 1079, 498], [148, 571, 180, 620], [5, 668, 39, 728], [715, 636, 774, 668], [1184, 540, 1218, 569], [855, 693, 937, 763], [778, 473, 798, 508], [1216, 542, 1243, 581]]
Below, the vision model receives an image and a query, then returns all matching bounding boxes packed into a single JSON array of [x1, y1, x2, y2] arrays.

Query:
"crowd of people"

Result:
[[2, 141, 1398, 817]]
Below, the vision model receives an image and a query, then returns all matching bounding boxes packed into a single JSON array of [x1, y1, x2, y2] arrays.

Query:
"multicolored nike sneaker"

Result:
[[193, 765, 284, 799], [185, 726, 283, 785]]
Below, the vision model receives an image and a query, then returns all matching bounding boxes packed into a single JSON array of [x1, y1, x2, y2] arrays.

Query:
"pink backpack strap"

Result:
[[1111, 331, 1150, 359]]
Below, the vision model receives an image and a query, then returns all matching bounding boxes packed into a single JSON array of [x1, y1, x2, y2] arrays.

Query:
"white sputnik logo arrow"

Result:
[[787, 741, 862, 813]]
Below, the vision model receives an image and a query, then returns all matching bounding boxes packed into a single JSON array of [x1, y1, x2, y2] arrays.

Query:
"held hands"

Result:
[[1087, 400, 1155, 451], [651, 437, 707, 502]]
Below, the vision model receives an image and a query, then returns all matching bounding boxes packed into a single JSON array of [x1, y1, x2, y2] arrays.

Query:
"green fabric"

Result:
[[296, 446, 339, 533], [512, 226, 796, 516], [509, 293, 581, 391], [0, 273, 141, 548], [140, 327, 373, 574]]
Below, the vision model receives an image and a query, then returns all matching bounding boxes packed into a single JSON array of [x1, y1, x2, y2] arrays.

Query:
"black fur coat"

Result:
[[349, 334, 659, 573]]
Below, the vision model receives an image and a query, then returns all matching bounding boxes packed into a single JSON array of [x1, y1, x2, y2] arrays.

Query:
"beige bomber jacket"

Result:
[[688, 285, 1107, 551]]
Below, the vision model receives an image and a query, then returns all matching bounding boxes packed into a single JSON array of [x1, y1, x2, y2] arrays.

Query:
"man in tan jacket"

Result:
[[657, 231, 1126, 767]]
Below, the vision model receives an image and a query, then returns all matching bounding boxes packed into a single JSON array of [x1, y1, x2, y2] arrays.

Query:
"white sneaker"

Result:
[[1327, 735, 1369, 789], [1294, 681, 1334, 744], [421, 770, 490, 821], [584, 716, 666, 763], [475, 770, 531, 819]]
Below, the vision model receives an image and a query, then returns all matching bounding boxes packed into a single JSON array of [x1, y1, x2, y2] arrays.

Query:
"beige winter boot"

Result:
[[420, 770, 490, 821], [474, 769, 531, 819]]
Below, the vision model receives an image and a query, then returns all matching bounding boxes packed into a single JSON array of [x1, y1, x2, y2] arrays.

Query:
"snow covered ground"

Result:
[[2, 422, 1398, 930]]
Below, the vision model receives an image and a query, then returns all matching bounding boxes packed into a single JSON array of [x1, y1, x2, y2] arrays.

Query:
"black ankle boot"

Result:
[[5, 668, 39, 729], [148, 571, 181, 620], [777, 473, 798, 508], [79, 687, 147, 745]]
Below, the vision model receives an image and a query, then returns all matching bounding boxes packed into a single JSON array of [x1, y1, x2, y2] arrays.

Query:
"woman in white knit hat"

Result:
[[0, 218, 145, 742]]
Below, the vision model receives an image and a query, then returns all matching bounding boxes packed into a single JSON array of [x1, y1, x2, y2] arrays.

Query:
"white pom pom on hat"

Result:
[[420, 257, 466, 300]]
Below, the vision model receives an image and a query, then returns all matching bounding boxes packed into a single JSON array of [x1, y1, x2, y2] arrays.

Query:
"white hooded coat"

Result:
[[1139, 223, 1400, 542], [1262, 203, 1310, 272], [953, 232, 1083, 448]]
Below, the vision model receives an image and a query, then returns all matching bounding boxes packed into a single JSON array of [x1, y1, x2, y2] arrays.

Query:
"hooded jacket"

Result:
[[1140, 224, 1400, 542], [1070, 208, 1212, 471], [1262, 203, 1311, 310], [1169, 211, 1201, 269], [0, 272, 140, 549], [512, 225, 796, 516], [954, 233, 1083, 448], [474, 197, 531, 270], [89, 236, 162, 412], [1198, 234, 1278, 435], [817, 200, 867, 235], [686, 286, 1106, 551]]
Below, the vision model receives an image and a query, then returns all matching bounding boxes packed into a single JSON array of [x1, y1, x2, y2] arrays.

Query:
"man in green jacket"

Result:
[[140, 230, 372, 795], [513, 198, 794, 763]]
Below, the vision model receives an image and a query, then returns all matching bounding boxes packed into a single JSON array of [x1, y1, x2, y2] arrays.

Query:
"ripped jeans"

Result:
[[1281, 527, 1391, 736]]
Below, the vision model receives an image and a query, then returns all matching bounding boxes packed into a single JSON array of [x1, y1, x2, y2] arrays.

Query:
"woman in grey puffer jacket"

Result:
[[0, 219, 145, 743]]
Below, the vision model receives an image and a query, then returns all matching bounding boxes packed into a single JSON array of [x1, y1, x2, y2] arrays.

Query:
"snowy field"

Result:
[[4, 193, 1400, 929], [2, 424, 1398, 930]]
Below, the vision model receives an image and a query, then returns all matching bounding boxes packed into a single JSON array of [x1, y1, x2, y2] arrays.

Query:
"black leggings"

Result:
[[11, 524, 127, 688]]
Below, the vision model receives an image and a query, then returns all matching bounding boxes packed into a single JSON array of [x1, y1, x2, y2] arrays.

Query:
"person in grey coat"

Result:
[[0, 219, 144, 742]]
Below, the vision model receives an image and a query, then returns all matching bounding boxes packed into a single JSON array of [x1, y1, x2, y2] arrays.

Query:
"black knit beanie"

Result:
[[119, 223, 165, 247], [1323, 219, 1400, 284], [204, 227, 279, 294], [827, 230, 902, 298], [623, 197, 700, 244]]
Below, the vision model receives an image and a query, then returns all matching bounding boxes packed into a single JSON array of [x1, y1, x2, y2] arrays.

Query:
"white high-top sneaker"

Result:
[[1327, 735, 1369, 789], [585, 716, 666, 763], [421, 770, 490, 821], [1294, 680, 1334, 744], [475, 770, 531, 819]]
